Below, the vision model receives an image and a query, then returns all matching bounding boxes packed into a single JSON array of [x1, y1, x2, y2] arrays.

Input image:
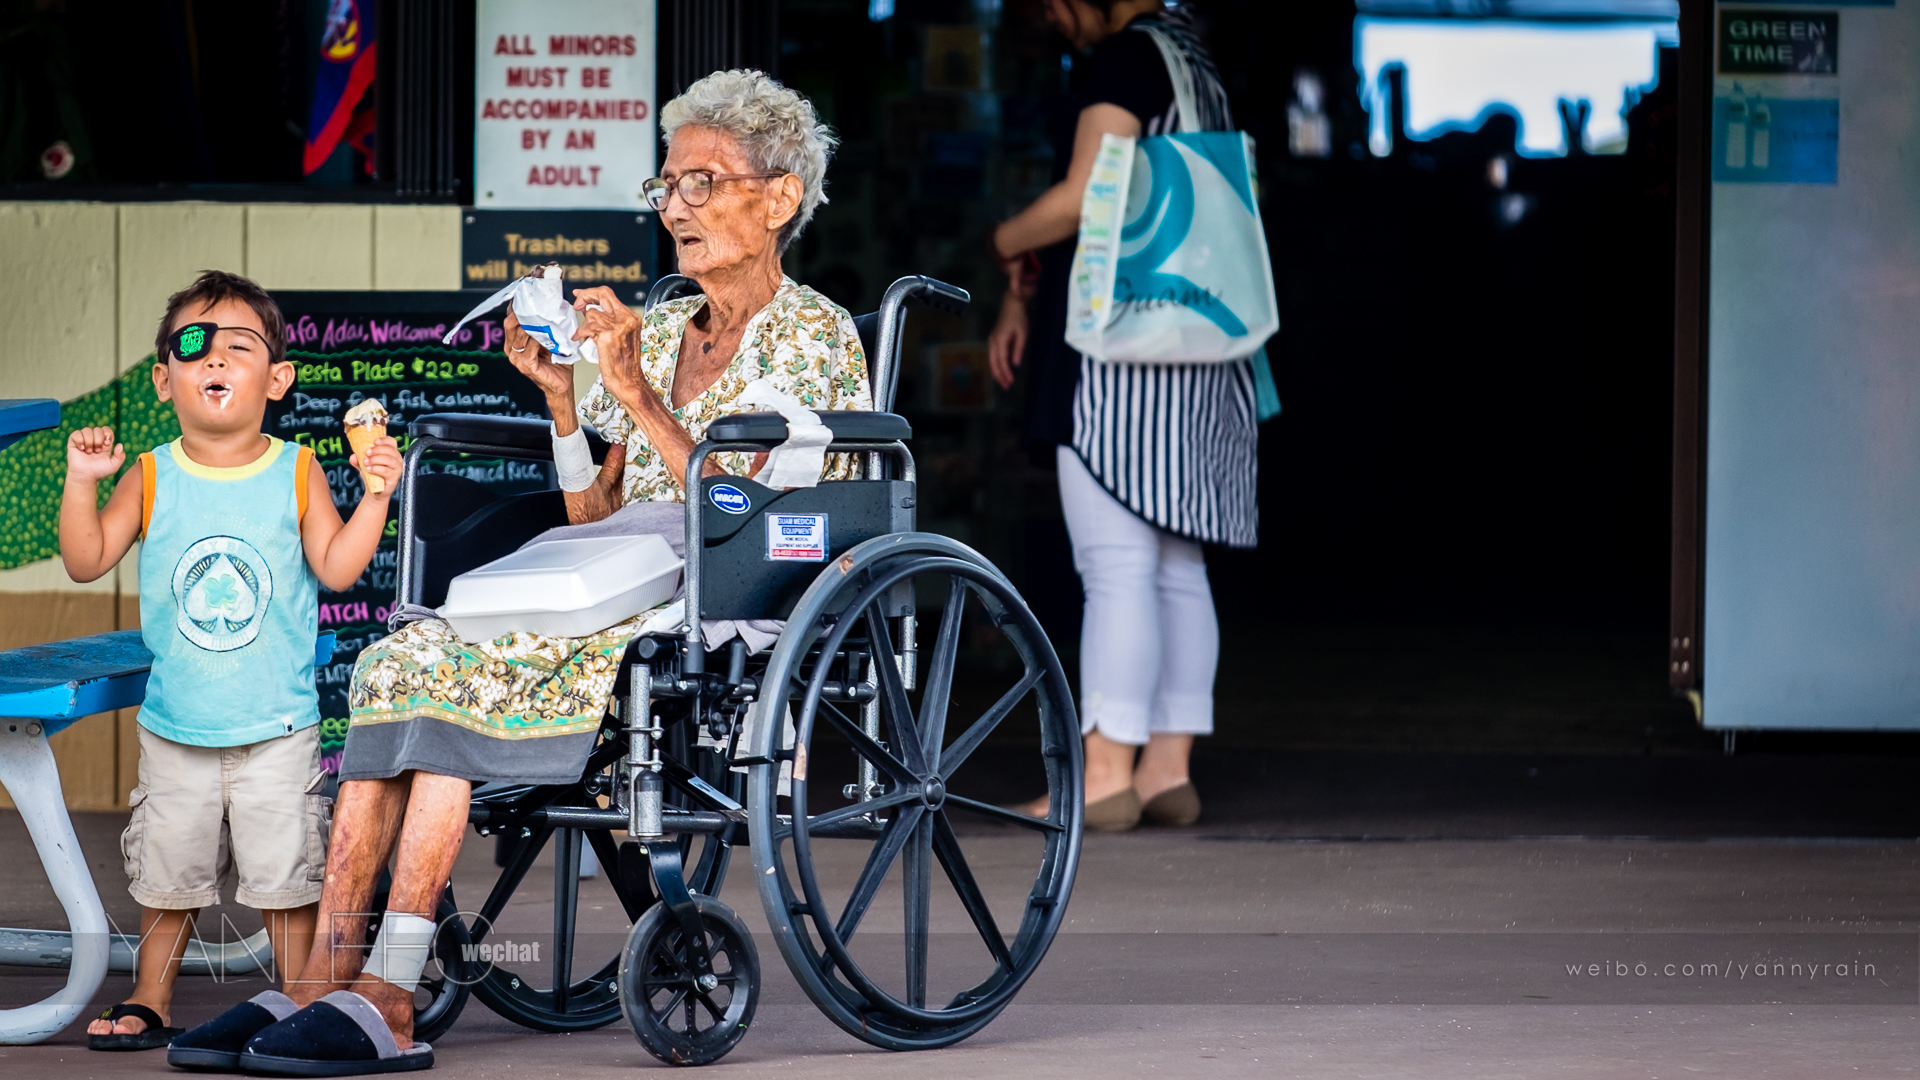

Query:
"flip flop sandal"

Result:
[[239, 990, 434, 1076], [86, 1002, 184, 1051], [167, 990, 300, 1070]]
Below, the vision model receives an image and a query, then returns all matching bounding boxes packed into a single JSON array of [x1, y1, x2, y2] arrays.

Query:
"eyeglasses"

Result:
[[168, 322, 270, 363], [642, 170, 789, 211]]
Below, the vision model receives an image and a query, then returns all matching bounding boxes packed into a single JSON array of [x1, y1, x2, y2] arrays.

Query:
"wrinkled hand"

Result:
[[987, 292, 1030, 390], [572, 286, 648, 408], [66, 426, 125, 485], [349, 436, 402, 501], [502, 309, 575, 401]]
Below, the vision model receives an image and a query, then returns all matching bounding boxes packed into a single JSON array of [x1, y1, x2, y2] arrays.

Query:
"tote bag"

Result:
[[1066, 25, 1279, 364]]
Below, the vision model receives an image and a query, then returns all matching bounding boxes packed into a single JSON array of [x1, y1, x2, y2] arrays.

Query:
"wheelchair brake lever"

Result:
[[722, 639, 747, 691]]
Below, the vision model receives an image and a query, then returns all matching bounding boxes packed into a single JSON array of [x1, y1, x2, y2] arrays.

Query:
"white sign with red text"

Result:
[[474, 0, 656, 209]]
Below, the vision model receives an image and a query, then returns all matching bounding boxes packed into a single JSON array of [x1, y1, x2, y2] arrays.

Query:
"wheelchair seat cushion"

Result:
[[705, 410, 910, 445]]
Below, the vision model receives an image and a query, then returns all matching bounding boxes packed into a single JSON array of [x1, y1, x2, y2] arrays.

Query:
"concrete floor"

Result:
[[5, 622, 1916, 1076], [3, 801, 1917, 1078]]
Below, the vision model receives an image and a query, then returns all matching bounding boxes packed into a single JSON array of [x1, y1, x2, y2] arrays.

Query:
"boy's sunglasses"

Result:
[[168, 322, 270, 363]]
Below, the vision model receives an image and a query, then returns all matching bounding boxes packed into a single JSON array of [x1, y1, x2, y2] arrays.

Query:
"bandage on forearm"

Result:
[[553, 423, 597, 492], [359, 911, 436, 993]]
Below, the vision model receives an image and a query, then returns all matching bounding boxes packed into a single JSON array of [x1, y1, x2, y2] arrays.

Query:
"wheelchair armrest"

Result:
[[409, 413, 610, 461], [704, 411, 911, 445]]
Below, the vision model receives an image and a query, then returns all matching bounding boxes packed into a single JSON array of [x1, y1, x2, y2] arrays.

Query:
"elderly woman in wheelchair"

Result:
[[172, 71, 1084, 1074]]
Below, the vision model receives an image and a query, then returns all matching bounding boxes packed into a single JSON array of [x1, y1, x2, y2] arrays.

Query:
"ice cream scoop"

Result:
[[344, 398, 389, 494]]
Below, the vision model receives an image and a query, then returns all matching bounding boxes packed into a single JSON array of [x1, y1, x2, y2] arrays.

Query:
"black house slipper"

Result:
[[87, 1002, 184, 1051], [167, 990, 299, 1070], [239, 990, 433, 1076]]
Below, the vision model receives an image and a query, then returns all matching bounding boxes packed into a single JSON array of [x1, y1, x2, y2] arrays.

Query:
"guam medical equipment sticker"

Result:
[[174, 535, 274, 651], [766, 513, 828, 562]]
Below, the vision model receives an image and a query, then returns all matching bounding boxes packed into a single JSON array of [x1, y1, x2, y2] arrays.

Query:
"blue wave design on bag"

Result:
[[1112, 135, 1249, 338]]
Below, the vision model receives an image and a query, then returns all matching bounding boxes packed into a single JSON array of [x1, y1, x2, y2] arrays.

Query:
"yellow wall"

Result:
[[0, 201, 461, 810]]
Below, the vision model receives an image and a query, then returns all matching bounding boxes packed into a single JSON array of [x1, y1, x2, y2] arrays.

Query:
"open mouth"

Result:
[[203, 381, 233, 407]]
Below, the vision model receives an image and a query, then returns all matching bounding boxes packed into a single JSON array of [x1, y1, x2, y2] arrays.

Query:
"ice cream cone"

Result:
[[347, 423, 386, 493]]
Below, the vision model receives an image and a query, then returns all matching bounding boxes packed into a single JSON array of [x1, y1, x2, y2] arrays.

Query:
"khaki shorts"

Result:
[[122, 724, 330, 911]]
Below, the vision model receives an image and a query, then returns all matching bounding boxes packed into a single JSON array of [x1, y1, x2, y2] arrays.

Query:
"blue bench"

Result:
[[0, 631, 337, 735], [0, 398, 59, 453]]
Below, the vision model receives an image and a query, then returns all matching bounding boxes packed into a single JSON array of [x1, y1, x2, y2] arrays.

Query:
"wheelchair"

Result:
[[382, 276, 1084, 1065]]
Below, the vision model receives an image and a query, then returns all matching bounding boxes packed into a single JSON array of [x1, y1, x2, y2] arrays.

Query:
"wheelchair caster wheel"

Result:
[[618, 896, 759, 1066]]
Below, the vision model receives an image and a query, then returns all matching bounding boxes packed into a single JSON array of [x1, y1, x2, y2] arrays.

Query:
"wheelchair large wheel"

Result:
[[617, 896, 759, 1066], [746, 533, 1083, 1051]]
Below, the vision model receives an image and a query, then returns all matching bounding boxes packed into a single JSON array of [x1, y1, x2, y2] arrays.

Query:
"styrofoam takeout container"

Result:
[[439, 534, 683, 644]]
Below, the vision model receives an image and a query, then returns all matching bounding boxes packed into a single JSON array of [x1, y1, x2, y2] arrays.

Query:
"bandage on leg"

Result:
[[358, 912, 436, 993]]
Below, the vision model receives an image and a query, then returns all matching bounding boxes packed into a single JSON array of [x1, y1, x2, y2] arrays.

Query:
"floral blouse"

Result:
[[576, 278, 873, 504]]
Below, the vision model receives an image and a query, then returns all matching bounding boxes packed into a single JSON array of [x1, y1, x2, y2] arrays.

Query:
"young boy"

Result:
[[60, 269, 400, 1051]]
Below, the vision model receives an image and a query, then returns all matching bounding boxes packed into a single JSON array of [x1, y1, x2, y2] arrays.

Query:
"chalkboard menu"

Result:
[[267, 291, 555, 772]]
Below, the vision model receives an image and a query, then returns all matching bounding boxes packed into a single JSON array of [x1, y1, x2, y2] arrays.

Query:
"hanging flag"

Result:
[[304, 0, 378, 175]]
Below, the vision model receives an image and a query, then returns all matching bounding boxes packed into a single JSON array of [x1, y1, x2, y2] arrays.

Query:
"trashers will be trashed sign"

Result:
[[475, 0, 657, 209]]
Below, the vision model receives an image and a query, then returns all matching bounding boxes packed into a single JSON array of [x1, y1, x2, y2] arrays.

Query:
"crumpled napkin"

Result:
[[443, 264, 601, 365], [734, 378, 833, 489]]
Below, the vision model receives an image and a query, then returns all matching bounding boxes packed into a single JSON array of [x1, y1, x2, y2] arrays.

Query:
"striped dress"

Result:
[[1069, 12, 1261, 549]]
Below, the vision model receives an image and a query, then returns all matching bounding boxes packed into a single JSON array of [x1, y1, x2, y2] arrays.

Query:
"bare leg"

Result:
[[1083, 731, 1139, 802], [286, 776, 409, 1006], [86, 906, 197, 1035], [262, 904, 318, 992], [1131, 733, 1194, 803], [346, 771, 470, 1049]]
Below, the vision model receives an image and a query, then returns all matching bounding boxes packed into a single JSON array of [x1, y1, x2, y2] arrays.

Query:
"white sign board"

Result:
[[1704, 1, 1920, 730], [475, 0, 657, 210]]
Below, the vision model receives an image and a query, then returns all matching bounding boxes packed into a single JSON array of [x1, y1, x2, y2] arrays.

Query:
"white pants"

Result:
[[1057, 446, 1219, 745]]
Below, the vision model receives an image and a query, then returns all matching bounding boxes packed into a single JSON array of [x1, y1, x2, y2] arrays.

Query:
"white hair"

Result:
[[660, 69, 838, 252]]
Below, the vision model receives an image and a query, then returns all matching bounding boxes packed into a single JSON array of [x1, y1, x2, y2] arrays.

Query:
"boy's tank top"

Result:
[[137, 436, 322, 747]]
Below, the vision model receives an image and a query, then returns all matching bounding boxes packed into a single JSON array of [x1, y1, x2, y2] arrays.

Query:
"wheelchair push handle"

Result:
[[904, 275, 970, 316], [872, 276, 970, 413], [645, 273, 702, 312]]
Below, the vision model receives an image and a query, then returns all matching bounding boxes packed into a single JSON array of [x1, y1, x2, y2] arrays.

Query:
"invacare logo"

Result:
[[709, 483, 752, 514]]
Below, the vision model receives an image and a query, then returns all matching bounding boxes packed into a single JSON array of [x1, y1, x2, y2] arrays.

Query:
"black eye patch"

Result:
[[169, 322, 216, 363]]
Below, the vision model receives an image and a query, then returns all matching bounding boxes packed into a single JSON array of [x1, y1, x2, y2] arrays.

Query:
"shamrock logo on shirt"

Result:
[[172, 536, 274, 652], [202, 573, 239, 611]]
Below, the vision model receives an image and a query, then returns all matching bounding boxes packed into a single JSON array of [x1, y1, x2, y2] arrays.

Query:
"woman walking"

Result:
[[990, 0, 1258, 831]]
